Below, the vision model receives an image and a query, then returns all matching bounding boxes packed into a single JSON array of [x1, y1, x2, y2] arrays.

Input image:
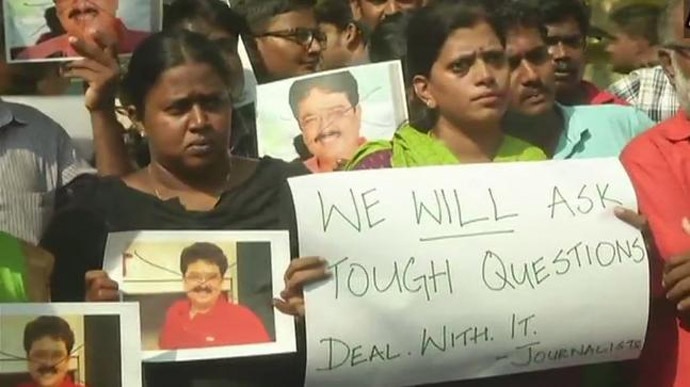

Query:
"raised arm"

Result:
[[63, 32, 135, 176]]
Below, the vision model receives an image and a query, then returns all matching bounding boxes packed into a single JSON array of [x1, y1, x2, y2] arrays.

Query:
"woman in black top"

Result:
[[40, 29, 308, 387]]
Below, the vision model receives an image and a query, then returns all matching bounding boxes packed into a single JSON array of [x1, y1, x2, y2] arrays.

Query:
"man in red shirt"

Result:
[[536, 0, 628, 106], [620, 1, 690, 386], [16, 0, 149, 60], [17, 316, 85, 387], [159, 242, 271, 349]]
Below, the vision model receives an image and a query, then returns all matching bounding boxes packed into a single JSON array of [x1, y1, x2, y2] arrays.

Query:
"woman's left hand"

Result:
[[62, 30, 120, 112], [274, 256, 331, 318]]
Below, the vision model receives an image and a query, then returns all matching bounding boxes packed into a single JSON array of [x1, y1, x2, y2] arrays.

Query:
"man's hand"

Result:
[[664, 218, 690, 312], [62, 30, 120, 112]]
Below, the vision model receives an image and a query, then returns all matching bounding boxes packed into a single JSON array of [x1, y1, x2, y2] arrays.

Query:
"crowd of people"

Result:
[[0, 0, 688, 386]]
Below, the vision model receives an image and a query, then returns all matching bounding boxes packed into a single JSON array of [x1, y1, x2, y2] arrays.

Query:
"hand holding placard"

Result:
[[288, 158, 649, 387]]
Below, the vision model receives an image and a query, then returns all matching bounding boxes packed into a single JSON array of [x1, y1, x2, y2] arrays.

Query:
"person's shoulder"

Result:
[[220, 301, 260, 319], [16, 35, 66, 59], [55, 174, 123, 211], [502, 135, 547, 161], [4, 100, 64, 129], [622, 113, 686, 158], [121, 28, 152, 51], [252, 156, 310, 180], [567, 104, 654, 128], [166, 298, 188, 315], [345, 135, 397, 170]]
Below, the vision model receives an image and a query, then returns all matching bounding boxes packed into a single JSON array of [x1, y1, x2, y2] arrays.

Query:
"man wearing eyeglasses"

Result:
[[620, 1, 690, 387], [536, 0, 627, 106], [288, 70, 366, 173], [233, 0, 324, 83], [18, 316, 85, 387], [158, 242, 270, 350], [16, 0, 150, 60]]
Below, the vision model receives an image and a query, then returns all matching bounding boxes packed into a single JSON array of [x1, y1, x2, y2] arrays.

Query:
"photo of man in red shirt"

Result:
[[16, 316, 86, 387], [14, 0, 150, 61], [158, 242, 271, 350]]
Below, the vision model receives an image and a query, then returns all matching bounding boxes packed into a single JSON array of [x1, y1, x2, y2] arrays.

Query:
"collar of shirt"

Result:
[[581, 80, 628, 105], [16, 375, 84, 387], [660, 110, 690, 142], [0, 100, 27, 129], [553, 103, 590, 159]]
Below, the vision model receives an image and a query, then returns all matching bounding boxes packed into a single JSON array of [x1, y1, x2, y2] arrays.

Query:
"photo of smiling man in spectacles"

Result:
[[6, 0, 155, 62], [288, 70, 366, 173], [18, 316, 85, 387], [158, 242, 270, 350]]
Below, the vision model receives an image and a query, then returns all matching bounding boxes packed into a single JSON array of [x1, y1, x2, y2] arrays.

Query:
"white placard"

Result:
[[0, 303, 142, 387], [103, 230, 296, 363], [288, 158, 650, 387]]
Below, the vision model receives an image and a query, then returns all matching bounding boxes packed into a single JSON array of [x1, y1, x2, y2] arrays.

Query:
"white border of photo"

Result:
[[103, 230, 297, 363], [0, 302, 143, 387]]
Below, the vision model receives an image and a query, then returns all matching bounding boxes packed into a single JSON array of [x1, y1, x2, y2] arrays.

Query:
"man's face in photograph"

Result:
[[183, 260, 224, 310], [27, 336, 71, 387], [297, 87, 362, 165], [53, 0, 120, 41]]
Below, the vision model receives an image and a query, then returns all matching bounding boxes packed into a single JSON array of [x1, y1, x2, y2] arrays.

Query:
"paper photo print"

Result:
[[103, 230, 296, 362], [4, 0, 162, 63], [256, 60, 408, 173], [0, 303, 142, 387]]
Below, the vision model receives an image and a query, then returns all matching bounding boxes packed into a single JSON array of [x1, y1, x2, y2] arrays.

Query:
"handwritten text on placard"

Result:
[[288, 158, 649, 387]]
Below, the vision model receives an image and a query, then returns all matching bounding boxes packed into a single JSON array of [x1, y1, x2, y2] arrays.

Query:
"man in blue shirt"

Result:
[[501, 2, 654, 159]]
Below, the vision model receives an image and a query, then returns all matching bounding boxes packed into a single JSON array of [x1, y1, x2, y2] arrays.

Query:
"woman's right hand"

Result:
[[85, 270, 119, 302], [274, 257, 331, 318]]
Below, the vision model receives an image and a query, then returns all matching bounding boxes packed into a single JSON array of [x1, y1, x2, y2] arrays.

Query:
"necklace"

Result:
[[147, 164, 231, 200]]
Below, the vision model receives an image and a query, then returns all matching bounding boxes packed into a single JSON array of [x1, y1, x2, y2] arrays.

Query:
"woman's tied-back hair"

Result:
[[406, 0, 505, 131], [164, 0, 248, 38], [406, 0, 505, 81], [121, 29, 231, 120]]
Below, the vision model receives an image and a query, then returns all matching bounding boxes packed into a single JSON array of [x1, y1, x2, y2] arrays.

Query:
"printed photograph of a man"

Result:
[[256, 61, 408, 168], [103, 230, 296, 363], [4, 0, 159, 62], [288, 70, 366, 173], [0, 305, 139, 387], [159, 242, 270, 349], [18, 316, 85, 387]]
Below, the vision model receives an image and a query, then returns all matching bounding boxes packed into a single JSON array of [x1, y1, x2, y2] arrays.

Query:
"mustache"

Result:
[[554, 61, 575, 73], [520, 81, 548, 98], [68, 7, 99, 19], [315, 129, 340, 143], [36, 365, 58, 375], [190, 285, 214, 293]]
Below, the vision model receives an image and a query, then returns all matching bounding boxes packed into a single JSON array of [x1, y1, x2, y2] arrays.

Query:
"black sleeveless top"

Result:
[[40, 157, 308, 387]]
